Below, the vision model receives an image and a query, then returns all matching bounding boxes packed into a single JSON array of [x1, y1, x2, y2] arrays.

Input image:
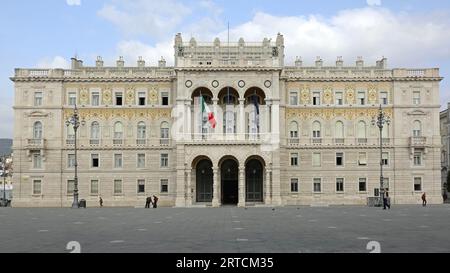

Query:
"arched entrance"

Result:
[[245, 158, 264, 202], [220, 158, 239, 205], [195, 158, 213, 202]]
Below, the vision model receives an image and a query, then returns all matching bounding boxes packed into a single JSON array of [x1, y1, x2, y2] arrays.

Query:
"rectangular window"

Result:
[[90, 180, 99, 195], [91, 154, 99, 168], [414, 152, 422, 166], [67, 180, 75, 195], [33, 179, 42, 195], [336, 152, 344, 166], [359, 178, 367, 192], [33, 153, 42, 169], [382, 152, 389, 166], [161, 128, 169, 139], [137, 153, 146, 168], [68, 154, 75, 168], [162, 92, 169, 106], [290, 153, 298, 166], [91, 92, 100, 106], [380, 92, 388, 105], [115, 92, 123, 106], [161, 179, 169, 193], [138, 92, 146, 106], [313, 178, 321, 193], [413, 91, 421, 105], [137, 179, 145, 194], [290, 92, 298, 106], [312, 153, 321, 167], [312, 92, 320, 106], [358, 91, 366, 105], [335, 91, 343, 105], [114, 179, 122, 194], [114, 154, 123, 168], [358, 152, 367, 166], [161, 153, 169, 167], [383, 178, 390, 191], [68, 92, 77, 106], [414, 177, 422, 191], [291, 178, 299, 192], [34, 92, 43, 106], [336, 178, 344, 192]]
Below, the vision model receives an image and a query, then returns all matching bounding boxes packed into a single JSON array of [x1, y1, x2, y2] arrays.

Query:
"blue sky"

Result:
[[1, 0, 450, 138]]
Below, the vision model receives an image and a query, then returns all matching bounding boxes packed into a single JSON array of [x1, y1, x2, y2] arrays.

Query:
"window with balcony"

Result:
[[90, 122, 100, 144], [358, 91, 366, 105], [114, 154, 123, 168], [68, 154, 75, 168], [91, 92, 100, 106], [359, 178, 367, 192], [68, 92, 77, 106], [33, 121, 43, 139], [138, 92, 146, 106], [414, 177, 422, 191], [91, 154, 99, 168], [290, 153, 298, 166], [161, 153, 169, 168], [335, 91, 343, 105], [312, 152, 321, 167], [335, 121, 344, 143], [413, 120, 422, 137], [223, 110, 236, 134], [414, 151, 422, 166], [160, 179, 169, 193], [358, 152, 367, 166], [336, 178, 344, 192], [114, 122, 123, 144], [357, 121, 367, 143], [33, 152, 42, 169], [115, 92, 123, 106], [137, 122, 146, 144], [160, 122, 170, 144], [291, 178, 298, 192], [34, 92, 43, 106], [313, 178, 322, 193], [137, 153, 145, 168], [336, 152, 344, 166], [67, 125, 75, 144], [312, 92, 321, 106], [290, 91, 298, 106], [312, 121, 321, 138], [413, 91, 421, 105], [137, 179, 145, 194], [289, 121, 298, 143], [380, 92, 388, 105]]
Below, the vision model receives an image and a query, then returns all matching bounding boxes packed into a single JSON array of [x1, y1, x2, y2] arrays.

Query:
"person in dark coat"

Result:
[[152, 195, 159, 208], [422, 192, 427, 207], [145, 196, 152, 208], [99, 197, 103, 207], [383, 191, 390, 210]]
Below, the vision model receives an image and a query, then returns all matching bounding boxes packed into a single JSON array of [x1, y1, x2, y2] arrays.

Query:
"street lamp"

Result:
[[65, 104, 85, 208], [371, 104, 390, 208]]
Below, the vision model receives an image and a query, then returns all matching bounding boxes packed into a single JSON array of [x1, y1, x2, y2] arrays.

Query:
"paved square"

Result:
[[0, 205, 449, 253]]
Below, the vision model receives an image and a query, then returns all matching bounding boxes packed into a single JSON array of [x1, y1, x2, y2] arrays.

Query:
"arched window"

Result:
[[335, 121, 344, 138], [33, 121, 42, 139], [160, 122, 169, 139], [357, 121, 367, 139], [413, 120, 422, 137], [137, 122, 146, 139], [382, 123, 389, 138], [90, 122, 100, 139], [223, 109, 236, 134], [67, 124, 75, 139], [312, 121, 321, 138], [114, 122, 123, 139], [289, 121, 299, 138]]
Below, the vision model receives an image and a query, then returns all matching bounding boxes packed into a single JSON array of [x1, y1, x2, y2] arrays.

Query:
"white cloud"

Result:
[[98, 0, 191, 38], [367, 0, 381, 6], [37, 56, 70, 69], [66, 0, 81, 6]]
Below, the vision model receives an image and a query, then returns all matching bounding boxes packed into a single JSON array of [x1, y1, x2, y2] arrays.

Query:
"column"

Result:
[[186, 101, 192, 140], [212, 98, 220, 138], [212, 167, 220, 207], [265, 168, 272, 205], [238, 99, 245, 140], [186, 168, 192, 206], [238, 165, 245, 207]]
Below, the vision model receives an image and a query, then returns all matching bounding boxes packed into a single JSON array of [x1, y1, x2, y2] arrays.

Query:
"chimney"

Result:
[[117, 56, 124, 67], [71, 57, 79, 69], [276, 32, 284, 47], [159, 57, 166, 68], [380, 57, 387, 69], [315, 56, 323, 68], [96, 56, 104, 67], [336, 56, 343, 68], [175, 33, 183, 47], [137, 56, 145, 68], [295, 56, 302, 67], [356, 56, 364, 68]]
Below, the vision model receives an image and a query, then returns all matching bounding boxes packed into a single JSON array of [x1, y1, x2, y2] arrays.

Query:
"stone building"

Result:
[[10, 33, 443, 207], [440, 103, 450, 197]]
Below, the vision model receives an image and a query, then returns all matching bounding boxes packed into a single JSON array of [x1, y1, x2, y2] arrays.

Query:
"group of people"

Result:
[[145, 195, 159, 208], [383, 191, 431, 209]]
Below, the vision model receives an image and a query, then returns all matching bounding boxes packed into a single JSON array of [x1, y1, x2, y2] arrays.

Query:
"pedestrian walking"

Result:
[[153, 195, 159, 208], [99, 197, 103, 207], [422, 192, 427, 207], [383, 191, 391, 210], [444, 192, 448, 203], [145, 196, 152, 208]]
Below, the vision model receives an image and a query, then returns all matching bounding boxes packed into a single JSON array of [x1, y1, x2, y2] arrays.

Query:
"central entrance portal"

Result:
[[221, 159, 239, 205]]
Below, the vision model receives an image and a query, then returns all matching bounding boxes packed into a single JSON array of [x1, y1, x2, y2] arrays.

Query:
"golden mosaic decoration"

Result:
[[64, 108, 171, 121], [286, 107, 392, 121]]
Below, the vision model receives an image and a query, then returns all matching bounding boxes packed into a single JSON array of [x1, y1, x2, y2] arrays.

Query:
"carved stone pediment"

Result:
[[407, 109, 427, 116], [27, 111, 49, 118]]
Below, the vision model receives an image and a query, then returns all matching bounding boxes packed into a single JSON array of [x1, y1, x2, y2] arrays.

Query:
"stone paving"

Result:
[[0, 205, 449, 253]]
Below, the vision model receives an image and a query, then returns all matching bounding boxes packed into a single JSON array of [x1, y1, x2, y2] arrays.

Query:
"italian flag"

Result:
[[201, 96, 216, 129]]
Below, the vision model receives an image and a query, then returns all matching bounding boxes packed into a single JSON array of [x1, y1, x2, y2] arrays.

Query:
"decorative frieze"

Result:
[[286, 107, 392, 120], [63, 108, 171, 121]]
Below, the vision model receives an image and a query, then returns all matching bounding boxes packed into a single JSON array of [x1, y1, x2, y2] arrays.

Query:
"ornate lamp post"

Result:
[[371, 105, 390, 207], [65, 105, 85, 208]]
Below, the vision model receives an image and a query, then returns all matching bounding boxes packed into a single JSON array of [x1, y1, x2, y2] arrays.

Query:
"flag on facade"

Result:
[[201, 96, 216, 129], [252, 94, 260, 126]]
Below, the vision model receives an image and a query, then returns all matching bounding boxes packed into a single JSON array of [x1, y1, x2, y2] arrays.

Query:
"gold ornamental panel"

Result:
[[79, 87, 89, 105], [126, 87, 135, 105], [286, 107, 393, 120], [300, 87, 310, 105], [102, 88, 112, 105], [64, 108, 172, 121]]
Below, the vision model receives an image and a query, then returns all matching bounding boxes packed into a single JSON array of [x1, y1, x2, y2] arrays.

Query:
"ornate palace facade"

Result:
[[10, 33, 443, 207]]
